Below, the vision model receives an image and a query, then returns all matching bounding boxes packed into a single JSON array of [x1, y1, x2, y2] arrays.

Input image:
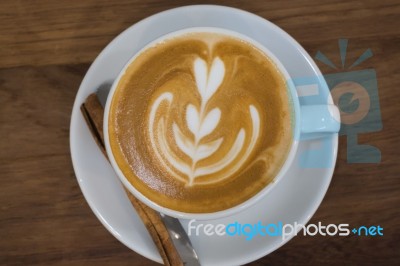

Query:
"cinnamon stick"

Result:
[[81, 93, 183, 266], [80, 94, 106, 157]]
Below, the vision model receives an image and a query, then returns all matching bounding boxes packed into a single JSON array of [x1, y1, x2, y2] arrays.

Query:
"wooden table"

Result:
[[1, 1, 399, 265]]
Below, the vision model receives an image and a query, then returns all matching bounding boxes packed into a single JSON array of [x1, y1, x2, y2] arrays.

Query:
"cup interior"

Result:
[[103, 27, 301, 220]]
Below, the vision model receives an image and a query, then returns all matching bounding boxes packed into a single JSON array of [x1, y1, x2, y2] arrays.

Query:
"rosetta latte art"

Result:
[[148, 57, 261, 186], [109, 32, 293, 212]]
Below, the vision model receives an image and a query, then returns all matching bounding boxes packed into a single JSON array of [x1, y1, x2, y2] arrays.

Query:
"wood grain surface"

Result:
[[1, 0, 399, 265]]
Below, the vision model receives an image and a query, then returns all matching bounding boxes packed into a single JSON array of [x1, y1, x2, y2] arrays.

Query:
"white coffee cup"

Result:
[[103, 27, 340, 220]]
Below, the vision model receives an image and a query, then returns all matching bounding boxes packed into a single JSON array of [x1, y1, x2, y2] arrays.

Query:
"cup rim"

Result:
[[103, 26, 301, 220]]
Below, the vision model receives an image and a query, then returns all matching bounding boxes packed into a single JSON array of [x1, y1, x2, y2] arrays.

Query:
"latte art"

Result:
[[149, 57, 261, 186], [108, 32, 293, 213]]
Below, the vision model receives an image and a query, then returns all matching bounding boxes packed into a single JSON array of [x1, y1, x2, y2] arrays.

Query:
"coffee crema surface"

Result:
[[109, 32, 293, 213]]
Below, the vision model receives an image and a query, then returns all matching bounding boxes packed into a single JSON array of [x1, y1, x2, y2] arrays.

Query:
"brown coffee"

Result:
[[108, 32, 293, 213]]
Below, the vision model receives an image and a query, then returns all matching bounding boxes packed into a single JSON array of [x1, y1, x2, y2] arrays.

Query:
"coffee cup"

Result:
[[103, 27, 340, 220]]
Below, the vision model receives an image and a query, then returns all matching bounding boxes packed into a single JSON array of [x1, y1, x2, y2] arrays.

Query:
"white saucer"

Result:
[[70, 5, 338, 266]]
